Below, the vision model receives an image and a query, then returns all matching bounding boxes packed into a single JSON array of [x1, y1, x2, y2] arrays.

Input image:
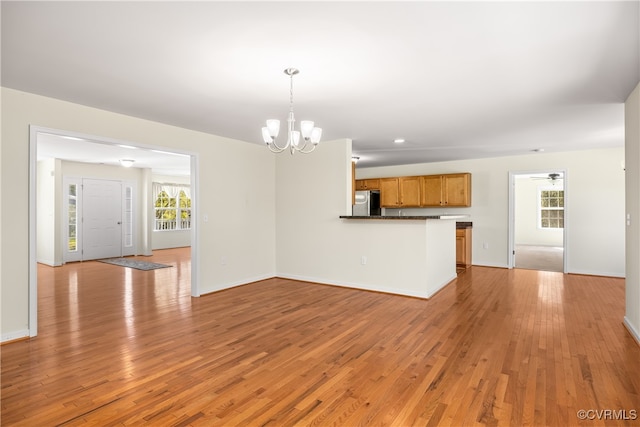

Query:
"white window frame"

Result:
[[538, 186, 564, 230], [153, 183, 191, 231]]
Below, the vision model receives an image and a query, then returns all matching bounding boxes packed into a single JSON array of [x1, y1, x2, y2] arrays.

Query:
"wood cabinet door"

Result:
[[364, 179, 380, 190], [456, 228, 472, 266], [355, 180, 366, 191], [380, 178, 400, 207], [421, 175, 443, 206], [444, 173, 471, 206], [456, 234, 465, 265], [400, 176, 421, 207]]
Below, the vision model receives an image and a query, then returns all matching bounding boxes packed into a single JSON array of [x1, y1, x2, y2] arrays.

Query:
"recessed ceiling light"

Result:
[[120, 159, 135, 167], [118, 144, 138, 149], [393, 138, 405, 144]]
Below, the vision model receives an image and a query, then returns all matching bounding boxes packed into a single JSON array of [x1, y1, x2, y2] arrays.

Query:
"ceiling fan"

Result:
[[532, 173, 563, 182]]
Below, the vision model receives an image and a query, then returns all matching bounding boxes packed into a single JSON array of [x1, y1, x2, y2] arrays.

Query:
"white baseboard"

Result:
[[275, 273, 450, 299], [2, 329, 30, 343], [567, 269, 625, 278], [199, 273, 275, 296], [624, 317, 640, 346]]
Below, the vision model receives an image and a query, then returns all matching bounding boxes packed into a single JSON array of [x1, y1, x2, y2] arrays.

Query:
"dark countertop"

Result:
[[456, 221, 473, 229], [340, 215, 469, 220]]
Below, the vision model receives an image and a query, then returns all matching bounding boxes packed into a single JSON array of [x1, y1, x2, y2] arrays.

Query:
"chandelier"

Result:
[[261, 68, 322, 154]]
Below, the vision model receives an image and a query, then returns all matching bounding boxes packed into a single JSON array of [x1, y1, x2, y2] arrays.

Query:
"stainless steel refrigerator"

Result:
[[353, 190, 381, 216]]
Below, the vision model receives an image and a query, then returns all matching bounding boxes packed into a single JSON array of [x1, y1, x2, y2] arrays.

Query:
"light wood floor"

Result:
[[2, 248, 639, 426]]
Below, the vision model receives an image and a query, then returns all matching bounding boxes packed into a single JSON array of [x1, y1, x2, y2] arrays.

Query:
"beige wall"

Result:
[[358, 146, 626, 277], [1, 87, 277, 341], [274, 139, 457, 298], [2, 85, 636, 342], [625, 81, 640, 342]]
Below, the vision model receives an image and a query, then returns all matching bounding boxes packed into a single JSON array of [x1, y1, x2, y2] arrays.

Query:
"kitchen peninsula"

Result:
[[339, 215, 466, 298], [339, 215, 469, 220]]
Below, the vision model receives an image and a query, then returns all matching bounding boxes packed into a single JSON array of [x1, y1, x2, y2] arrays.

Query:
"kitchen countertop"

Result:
[[340, 215, 470, 220]]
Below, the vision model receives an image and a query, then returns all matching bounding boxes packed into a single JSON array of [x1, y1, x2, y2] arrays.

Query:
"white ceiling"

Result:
[[36, 132, 192, 177], [3, 1, 639, 169]]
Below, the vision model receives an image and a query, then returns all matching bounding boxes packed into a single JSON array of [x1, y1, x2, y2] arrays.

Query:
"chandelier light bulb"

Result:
[[266, 120, 280, 139]]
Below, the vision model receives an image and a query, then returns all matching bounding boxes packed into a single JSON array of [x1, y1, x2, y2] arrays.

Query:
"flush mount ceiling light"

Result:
[[393, 138, 405, 144], [262, 68, 322, 154], [120, 159, 135, 167]]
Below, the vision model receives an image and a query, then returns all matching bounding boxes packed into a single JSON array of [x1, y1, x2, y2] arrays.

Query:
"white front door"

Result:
[[82, 178, 122, 260]]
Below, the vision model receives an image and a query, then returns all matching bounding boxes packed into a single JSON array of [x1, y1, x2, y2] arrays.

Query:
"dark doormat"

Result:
[[97, 258, 172, 271]]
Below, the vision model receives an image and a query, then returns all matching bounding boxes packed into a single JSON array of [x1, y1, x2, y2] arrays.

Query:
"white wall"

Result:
[[36, 158, 60, 266], [1, 87, 276, 341], [151, 174, 191, 250], [275, 139, 456, 298], [625, 81, 640, 343], [514, 176, 564, 246], [357, 147, 626, 277]]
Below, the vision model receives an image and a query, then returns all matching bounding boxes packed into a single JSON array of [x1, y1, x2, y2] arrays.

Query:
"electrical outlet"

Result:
[[361, 256, 367, 265], [221, 256, 228, 265], [483, 242, 489, 249]]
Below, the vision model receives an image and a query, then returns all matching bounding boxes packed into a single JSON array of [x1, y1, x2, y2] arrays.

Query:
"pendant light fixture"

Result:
[[262, 68, 322, 154]]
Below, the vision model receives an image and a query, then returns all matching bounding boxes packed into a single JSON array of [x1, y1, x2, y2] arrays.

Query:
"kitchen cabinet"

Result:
[[379, 176, 422, 207], [421, 173, 471, 207], [355, 179, 380, 191], [456, 227, 472, 267], [380, 178, 400, 207]]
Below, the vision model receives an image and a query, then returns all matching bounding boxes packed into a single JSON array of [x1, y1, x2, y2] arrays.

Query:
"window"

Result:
[[153, 183, 191, 231], [67, 183, 77, 251], [539, 188, 564, 229]]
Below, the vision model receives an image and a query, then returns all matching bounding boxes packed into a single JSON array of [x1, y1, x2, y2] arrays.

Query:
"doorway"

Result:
[[508, 170, 567, 273], [29, 125, 200, 337]]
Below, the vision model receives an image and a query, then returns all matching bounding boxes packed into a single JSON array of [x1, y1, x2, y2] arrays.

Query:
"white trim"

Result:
[[2, 329, 30, 343], [198, 274, 274, 297], [190, 155, 200, 297], [28, 125, 201, 336], [508, 169, 568, 273], [275, 273, 456, 300], [569, 269, 625, 278], [624, 317, 640, 346], [29, 127, 38, 337]]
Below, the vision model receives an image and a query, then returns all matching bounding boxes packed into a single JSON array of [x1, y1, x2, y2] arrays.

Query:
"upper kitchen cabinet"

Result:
[[380, 176, 422, 208], [421, 173, 471, 207], [355, 179, 380, 191]]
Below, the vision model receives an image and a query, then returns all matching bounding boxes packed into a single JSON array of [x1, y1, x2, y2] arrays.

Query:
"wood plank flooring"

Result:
[[2, 248, 639, 426]]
